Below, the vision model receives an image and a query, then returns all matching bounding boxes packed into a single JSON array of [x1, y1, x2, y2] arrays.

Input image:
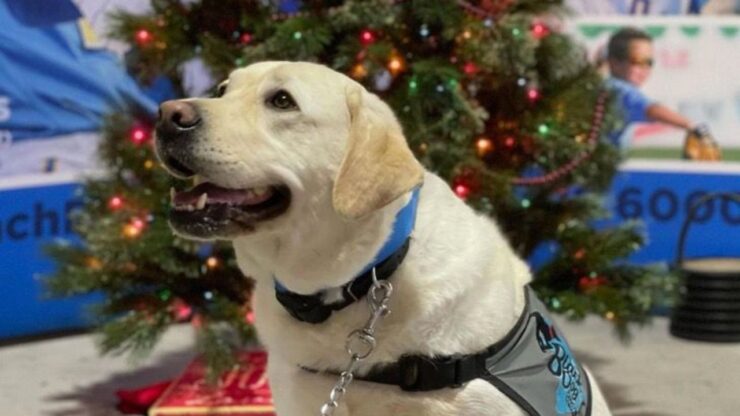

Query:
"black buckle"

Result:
[[398, 355, 462, 392]]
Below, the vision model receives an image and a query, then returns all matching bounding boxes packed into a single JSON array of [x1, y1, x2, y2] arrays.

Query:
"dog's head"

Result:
[[155, 61, 424, 240]]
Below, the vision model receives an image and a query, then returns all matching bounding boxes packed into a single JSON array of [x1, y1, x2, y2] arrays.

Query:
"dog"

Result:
[[155, 61, 612, 416]]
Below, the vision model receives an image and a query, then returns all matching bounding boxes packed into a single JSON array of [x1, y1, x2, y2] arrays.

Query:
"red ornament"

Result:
[[108, 195, 124, 211], [454, 184, 471, 199], [531, 22, 550, 39], [463, 62, 479, 76], [130, 126, 150, 145], [359, 29, 376, 46], [134, 29, 153, 46]]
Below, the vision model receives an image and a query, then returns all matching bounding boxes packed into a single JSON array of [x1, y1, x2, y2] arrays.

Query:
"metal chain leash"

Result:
[[319, 268, 393, 415]]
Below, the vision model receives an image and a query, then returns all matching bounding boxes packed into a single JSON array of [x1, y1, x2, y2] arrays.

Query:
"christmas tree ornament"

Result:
[[373, 69, 393, 91], [454, 183, 471, 200]]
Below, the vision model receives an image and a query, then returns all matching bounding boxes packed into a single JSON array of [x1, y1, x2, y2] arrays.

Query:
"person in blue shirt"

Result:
[[606, 27, 695, 148]]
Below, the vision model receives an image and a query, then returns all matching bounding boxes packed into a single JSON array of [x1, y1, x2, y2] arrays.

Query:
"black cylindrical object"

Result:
[[670, 193, 740, 342]]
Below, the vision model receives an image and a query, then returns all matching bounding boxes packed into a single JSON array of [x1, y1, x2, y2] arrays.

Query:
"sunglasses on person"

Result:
[[626, 57, 654, 68]]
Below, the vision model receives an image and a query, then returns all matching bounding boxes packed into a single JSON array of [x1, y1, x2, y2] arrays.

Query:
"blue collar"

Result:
[[273, 188, 421, 323]]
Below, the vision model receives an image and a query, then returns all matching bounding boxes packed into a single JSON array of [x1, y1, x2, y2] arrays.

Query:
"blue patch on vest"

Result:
[[536, 316, 586, 415]]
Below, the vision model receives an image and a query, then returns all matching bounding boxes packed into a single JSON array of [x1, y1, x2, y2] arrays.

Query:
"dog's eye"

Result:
[[215, 83, 228, 98], [268, 90, 298, 111]]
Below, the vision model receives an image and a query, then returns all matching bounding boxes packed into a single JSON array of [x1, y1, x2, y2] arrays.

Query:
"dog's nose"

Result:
[[158, 100, 201, 131]]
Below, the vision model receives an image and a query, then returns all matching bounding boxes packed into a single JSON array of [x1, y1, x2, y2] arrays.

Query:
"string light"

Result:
[[159, 289, 172, 302], [123, 216, 146, 239], [538, 124, 549, 135], [135, 29, 153, 46], [206, 256, 220, 269], [350, 63, 367, 79], [504, 136, 515, 147], [462, 30, 472, 39], [108, 195, 124, 211], [512, 27, 521, 37], [144, 160, 154, 169], [86, 257, 103, 270], [517, 77, 527, 87], [476, 137, 494, 157], [531, 22, 549, 39], [521, 199, 531, 208], [387, 53, 405, 76], [419, 24, 430, 37], [129, 125, 150, 145], [463, 62, 478, 75], [527, 87, 540, 102], [408, 79, 418, 91], [359, 29, 376, 45], [605, 311, 615, 321], [240, 32, 253, 44], [293, 31, 302, 40]]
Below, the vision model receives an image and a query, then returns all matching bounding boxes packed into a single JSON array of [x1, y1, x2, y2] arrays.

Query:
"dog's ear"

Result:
[[333, 86, 424, 219]]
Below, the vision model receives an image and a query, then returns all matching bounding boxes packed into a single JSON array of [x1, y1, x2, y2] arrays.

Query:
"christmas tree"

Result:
[[48, 0, 676, 375]]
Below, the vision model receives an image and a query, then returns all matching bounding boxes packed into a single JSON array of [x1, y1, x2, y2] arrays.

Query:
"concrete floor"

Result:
[[0, 317, 738, 415]]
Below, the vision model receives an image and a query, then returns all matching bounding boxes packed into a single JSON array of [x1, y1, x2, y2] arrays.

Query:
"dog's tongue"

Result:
[[173, 182, 273, 206]]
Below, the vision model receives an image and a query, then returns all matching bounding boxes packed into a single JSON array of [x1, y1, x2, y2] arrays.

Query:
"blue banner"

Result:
[[0, 175, 98, 339], [605, 161, 740, 263]]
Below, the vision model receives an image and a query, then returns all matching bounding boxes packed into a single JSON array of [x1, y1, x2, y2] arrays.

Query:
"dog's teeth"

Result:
[[196, 193, 207, 210], [170, 187, 176, 204], [253, 186, 269, 196]]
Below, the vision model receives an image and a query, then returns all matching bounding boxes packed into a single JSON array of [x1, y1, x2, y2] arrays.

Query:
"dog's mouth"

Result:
[[169, 180, 291, 239]]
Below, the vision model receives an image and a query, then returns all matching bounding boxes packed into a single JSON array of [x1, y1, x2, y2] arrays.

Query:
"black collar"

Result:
[[274, 238, 411, 324]]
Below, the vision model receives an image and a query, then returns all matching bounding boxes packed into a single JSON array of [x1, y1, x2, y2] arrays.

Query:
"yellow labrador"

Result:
[[155, 61, 611, 416]]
